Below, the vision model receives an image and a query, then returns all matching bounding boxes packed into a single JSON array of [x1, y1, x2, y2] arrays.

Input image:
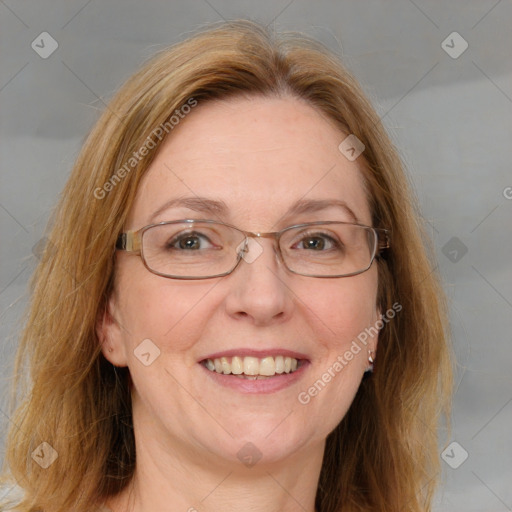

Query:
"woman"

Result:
[[0, 20, 452, 512]]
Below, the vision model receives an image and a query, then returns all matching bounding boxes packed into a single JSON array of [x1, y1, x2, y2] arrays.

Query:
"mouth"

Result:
[[200, 355, 306, 380], [198, 349, 311, 394], [201, 355, 305, 380]]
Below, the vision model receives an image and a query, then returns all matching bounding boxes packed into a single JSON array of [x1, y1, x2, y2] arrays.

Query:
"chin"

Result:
[[204, 418, 312, 465]]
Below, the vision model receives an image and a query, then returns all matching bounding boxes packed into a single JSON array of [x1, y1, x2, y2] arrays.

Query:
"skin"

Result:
[[99, 95, 380, 512]]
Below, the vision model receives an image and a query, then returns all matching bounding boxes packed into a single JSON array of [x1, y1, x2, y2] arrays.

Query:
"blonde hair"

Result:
[[1, 20, 452, 512]]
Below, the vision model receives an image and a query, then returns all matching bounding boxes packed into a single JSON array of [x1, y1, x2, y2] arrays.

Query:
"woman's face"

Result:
[[101, 95, 380, 468]]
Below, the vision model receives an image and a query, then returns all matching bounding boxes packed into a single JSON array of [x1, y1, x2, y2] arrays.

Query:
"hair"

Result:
[[0, 19, 452, 512]]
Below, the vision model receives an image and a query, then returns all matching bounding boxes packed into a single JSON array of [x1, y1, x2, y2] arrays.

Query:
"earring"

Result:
[[365, 350, 375, 373]]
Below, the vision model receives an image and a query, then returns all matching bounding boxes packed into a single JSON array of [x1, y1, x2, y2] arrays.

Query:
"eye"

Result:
[[167, 231, 216, 250], [293, 232, 340, 251]]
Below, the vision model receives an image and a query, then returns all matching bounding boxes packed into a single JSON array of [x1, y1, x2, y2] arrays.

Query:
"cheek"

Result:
[[115, 265, 219, 355], [295, 274, 378, 437], [303, 270, 379, 350]]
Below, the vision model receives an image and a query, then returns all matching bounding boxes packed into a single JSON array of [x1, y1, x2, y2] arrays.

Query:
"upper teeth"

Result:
[[204, 356, 299, 376]]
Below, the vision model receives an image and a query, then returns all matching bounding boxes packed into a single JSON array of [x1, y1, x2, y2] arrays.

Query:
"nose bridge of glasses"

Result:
[[233, 229, 281, 266]]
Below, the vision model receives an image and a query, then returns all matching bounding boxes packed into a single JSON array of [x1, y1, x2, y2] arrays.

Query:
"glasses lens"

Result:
[[280, 223, 376, 277], [141, 222, 245, 278]]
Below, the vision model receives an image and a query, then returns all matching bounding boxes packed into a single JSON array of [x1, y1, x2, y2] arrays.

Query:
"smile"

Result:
[[201, 355, 303, 379]]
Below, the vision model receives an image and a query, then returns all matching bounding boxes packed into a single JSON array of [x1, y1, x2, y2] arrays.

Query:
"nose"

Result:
[[223, 237, 292, 325]]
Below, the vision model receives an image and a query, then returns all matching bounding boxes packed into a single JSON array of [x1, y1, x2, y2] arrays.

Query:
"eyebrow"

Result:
[[149, 197, 228, 222], [149, 196, 359, 224], [286, 198, 359, 223]]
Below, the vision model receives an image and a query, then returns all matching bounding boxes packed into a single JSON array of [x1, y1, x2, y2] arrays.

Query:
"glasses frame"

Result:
[[116, 219, 390, 280]]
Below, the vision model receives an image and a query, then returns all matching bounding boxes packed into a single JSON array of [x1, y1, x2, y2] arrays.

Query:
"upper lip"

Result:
[[199, 348, 310, 362]]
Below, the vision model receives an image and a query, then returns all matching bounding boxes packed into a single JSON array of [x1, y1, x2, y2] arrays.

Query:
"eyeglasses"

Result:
[[116, 219, 390, 280]]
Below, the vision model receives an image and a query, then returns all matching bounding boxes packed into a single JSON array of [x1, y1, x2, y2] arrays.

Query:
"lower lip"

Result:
[[199, 361, 310, 394]]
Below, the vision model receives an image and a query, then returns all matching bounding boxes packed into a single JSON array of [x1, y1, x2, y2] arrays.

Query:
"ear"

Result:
[[96, 293, 129, 367]]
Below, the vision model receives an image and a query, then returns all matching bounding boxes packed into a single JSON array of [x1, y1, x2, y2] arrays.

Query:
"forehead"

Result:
[[127, 95, 371, 229]]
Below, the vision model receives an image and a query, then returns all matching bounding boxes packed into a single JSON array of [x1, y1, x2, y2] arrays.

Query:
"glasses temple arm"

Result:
[[116, 232, 140, 252], [376, 229, 390, 251]]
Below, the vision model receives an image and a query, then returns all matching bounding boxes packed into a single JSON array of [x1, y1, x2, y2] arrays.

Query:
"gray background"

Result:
[[1, 1, 511, 510]]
